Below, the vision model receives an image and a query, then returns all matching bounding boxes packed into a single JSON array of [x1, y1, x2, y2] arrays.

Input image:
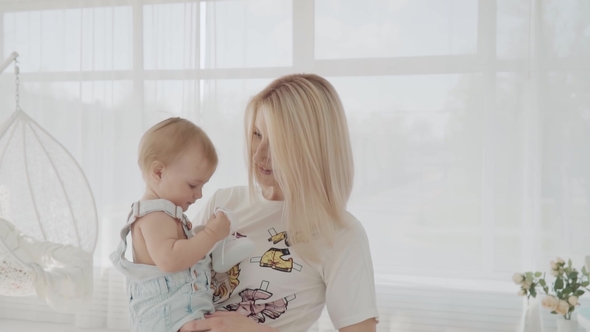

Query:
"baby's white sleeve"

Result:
[[321, 219, 379, 330]]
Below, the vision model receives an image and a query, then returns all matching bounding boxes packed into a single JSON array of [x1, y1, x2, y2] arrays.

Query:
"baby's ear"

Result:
[[150, 161, 165, 182]]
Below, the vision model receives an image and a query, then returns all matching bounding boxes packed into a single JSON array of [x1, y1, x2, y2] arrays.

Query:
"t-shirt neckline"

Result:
[[256, 187, 285, 207]]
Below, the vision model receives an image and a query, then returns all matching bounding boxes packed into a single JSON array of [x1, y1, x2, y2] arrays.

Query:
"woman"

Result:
[[183, 74, 378, 332]]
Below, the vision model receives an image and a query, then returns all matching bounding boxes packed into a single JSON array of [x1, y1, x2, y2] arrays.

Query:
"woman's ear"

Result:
[[150, 161, 165, 183]]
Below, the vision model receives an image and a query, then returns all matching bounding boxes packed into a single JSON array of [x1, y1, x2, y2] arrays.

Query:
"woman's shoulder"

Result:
[[339, 211, 369, 238], [320, 212, 370, 257], [316, 212, 374, 274], [324, 212, 372, 254]]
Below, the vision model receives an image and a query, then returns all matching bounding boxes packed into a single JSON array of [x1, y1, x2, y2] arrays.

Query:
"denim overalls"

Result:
[[109, 199, 214, 332]]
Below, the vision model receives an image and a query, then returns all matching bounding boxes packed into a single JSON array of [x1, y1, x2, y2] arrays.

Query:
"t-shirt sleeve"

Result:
[[322, 218, 379, 330]]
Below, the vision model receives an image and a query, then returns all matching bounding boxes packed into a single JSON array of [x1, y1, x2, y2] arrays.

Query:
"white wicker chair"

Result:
[[0, 109, 97, 313]]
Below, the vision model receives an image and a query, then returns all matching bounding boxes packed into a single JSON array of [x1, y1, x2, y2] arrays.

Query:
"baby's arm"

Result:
[[137, 211, 230, 273]]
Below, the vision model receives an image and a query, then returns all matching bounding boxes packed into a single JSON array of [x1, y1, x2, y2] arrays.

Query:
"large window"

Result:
[[0, 1, 589, 331]]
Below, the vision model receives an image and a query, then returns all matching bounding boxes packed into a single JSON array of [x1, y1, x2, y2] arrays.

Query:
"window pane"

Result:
[[144, 3, 199, 70], [497, 0, 590, 59], [144, 80, 199, 117], [14, 81, 132, 152], [493, 72, 528, 273], [542, 0, 590, 57], [200, 0, 292, 68], [315, 0, 478, 59], [200, 78, 271, 116], [3, 7, 132, 72], [541, 71, 590, 263], [496, 0, 530, 59], [329, 74, 484, 273]]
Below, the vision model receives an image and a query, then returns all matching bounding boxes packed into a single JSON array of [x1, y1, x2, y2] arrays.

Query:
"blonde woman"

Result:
[[183, 74, 378, 332]]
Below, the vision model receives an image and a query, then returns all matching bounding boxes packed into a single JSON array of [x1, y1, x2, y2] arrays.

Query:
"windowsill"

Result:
[[375, 273, 516, 294], [0, 319, 117, 332]]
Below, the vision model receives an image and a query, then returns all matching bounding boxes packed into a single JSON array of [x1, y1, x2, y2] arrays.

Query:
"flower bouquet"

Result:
[[513, 257, 590, 320]]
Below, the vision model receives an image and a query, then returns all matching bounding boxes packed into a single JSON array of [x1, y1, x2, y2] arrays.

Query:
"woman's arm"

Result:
[[179, 312, 278, 332], [322, 217, 379, 331], [179, 313, 377, 332], [339, 318, 377, 332]]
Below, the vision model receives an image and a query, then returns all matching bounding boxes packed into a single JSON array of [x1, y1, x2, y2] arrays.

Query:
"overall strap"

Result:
[[114, 199, 192, 259]]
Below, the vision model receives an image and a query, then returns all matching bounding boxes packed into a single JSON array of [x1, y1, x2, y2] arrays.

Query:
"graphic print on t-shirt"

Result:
[[224, 280, 296, 323], [249, 228, 303, 273], [211, 263, 242, 303], [210, 232, 250, 303], [267, 228, 291, 246]]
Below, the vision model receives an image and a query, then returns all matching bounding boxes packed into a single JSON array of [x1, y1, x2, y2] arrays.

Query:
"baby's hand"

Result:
[[205, 211, 231, 242]]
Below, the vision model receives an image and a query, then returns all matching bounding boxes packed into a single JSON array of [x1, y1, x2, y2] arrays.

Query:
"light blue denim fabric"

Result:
[[110, 199, 214, 332]]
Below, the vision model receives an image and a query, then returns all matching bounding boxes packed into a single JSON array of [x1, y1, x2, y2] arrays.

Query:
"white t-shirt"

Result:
[[193, 186, 379, 332]]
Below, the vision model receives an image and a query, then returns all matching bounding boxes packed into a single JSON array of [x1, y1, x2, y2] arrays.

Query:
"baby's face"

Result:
[[158, 146, 215, 211]]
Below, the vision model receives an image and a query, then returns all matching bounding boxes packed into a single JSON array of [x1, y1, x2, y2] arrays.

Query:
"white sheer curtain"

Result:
[[0, 0, 589, 331]]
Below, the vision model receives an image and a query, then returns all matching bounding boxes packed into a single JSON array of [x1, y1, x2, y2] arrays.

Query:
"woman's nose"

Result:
[[253, 143, 268, 164]]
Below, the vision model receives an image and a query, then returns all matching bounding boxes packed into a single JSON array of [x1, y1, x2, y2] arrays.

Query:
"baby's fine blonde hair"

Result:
[[138, 118, 217, 177]]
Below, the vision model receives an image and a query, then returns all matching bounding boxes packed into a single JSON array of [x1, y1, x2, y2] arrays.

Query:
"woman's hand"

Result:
[[179, 311, 278, 332]]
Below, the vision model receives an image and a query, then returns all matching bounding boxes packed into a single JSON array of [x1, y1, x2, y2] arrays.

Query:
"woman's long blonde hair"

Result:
[[245, 74, 354, 261]]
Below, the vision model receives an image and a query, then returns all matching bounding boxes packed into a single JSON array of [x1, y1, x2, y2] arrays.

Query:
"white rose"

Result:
[[518, 289, 527, 296], [541, 296, 559, 311], [512, 273, 525, 285], [556, 300, 570, 316], [550, 260, 558, 269], [568, 296, 578, 306], [556, 257, 565, 264]]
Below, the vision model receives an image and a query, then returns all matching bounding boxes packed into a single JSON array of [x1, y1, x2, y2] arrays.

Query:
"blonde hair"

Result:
[[245, 74, 354, 261], [138, 118, 217, 177]]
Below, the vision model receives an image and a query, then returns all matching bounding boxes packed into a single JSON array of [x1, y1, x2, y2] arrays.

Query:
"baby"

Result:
[[110, 118, 232, 332]]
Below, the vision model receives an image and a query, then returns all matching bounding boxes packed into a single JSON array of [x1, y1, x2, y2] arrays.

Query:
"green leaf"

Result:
[[526, 272, 533, 278], [555, 277, 564, 290], [568, 259, 572, 268], [582, 281, 589, 287], [575, 290, 585, 297], [563, 287, 572, 296], [583, 266, 587, 275], [569, 271, 578, 280], [530, 287, 537, 298], [539, 279, 547, 287], [535, 272, 542, 278], [544, 286, 549, 294]]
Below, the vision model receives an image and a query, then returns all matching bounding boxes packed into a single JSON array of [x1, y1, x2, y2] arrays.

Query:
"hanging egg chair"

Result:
[[0, 52, 98, 313]]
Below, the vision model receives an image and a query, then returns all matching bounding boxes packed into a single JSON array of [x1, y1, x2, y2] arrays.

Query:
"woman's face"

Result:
[[251, 111, 284, 200]]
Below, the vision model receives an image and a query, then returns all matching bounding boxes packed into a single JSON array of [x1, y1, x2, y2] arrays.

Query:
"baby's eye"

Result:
[[188, 184, 196, 189], [253, 131, 262, 138]]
